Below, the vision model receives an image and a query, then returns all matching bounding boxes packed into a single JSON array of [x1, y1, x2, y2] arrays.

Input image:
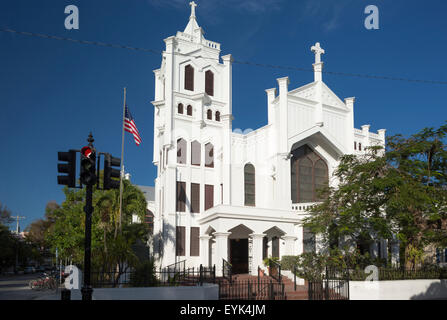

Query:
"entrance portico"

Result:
[[197, 204, 302, 276]]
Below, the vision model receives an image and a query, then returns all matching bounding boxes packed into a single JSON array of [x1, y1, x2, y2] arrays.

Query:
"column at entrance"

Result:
[[250, 233, 266, 276], [214, 232, 231, 277], [282, 235, 297, 257], [199, 235, 212, 267]]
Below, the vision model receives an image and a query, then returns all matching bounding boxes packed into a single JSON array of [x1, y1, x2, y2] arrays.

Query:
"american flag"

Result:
[[124, 106, 142, 146]]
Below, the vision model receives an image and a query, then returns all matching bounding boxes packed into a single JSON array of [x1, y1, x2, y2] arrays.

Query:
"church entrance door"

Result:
[[229, 239, 249, 274]]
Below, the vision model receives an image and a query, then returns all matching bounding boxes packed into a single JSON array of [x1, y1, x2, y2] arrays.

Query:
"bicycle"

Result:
[[29, 273, 58, 290]]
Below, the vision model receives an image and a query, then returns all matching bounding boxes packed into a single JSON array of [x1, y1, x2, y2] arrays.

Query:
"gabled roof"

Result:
[[288, 125, 348, 156], [136, 185, 155, 202], [288, 81, 348, 111]]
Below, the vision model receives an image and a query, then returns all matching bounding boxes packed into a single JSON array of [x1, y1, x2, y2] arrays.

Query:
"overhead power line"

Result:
[[1, 27, 447, 85]]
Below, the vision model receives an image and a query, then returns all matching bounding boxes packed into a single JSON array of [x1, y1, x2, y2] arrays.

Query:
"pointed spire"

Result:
[[183, 1, 202, 41]]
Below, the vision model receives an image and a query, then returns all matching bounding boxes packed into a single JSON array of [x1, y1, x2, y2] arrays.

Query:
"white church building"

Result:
[[149, 2, 388, 276]]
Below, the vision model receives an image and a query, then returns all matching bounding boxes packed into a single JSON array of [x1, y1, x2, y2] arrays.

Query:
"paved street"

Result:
[[0, 273, 60, 300]]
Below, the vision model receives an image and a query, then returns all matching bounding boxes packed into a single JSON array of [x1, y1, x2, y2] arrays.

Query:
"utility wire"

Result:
[[1, 27, 447, 85]]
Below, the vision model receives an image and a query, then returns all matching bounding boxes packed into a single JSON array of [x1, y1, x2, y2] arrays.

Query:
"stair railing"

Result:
[[222, 258, 232, 284]]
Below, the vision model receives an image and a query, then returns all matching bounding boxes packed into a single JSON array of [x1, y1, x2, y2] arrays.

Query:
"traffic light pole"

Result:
[[57, 132, 121, 301], [81, 182, 93, 300], [81, 133, 95, 301]]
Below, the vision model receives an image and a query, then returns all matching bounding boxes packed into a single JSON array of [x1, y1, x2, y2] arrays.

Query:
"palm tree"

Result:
[[95, 180, 148, 283]]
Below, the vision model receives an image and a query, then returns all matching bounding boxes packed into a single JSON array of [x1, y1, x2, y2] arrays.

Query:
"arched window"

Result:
[[177, 103, 184, 114], [314, 159, 328, 201], [191, 140, 201, 166], [145, 210, 154, 235], [290, 145, 328, 203], [244, 163, 255, 206], [298, 157, 313, 203], [205, 142, 214, 168], [177, 138, 187, 164], [207, 109, 212, 120], [215, 111, 220, 122], [187, 105, 192, 116], [184, 65, 194, 91], [205, 70, 214, 96]]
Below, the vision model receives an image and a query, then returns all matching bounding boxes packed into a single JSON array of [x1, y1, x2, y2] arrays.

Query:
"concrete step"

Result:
[[285, 293, 308, 300]]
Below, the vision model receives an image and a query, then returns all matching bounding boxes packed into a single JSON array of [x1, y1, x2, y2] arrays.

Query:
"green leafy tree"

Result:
[[0, 224, 16, 272], [0, 202, 13, 226], [303, 123, 447, 268], [45, 179, 148, 283]]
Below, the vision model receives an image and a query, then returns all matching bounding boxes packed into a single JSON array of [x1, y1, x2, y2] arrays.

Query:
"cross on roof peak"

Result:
[[189, 1, 197, 18], [311, 42, 325, 64]]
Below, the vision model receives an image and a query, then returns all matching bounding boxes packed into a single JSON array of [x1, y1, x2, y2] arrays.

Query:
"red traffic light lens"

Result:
[[81, 146, 93, 158]]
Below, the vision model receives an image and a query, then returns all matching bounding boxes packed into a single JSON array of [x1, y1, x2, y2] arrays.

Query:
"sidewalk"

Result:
[[35, 288, 82, 300]]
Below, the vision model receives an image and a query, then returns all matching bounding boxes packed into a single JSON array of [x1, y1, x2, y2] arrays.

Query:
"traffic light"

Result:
[[103, 153, 121, 190], [57, 150, 77, 187], [80, 146, 96, 186]]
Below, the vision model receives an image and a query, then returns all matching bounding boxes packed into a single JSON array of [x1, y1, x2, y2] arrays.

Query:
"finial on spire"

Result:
[[311, 42, 325, 64], [189, 1, 197, 19]]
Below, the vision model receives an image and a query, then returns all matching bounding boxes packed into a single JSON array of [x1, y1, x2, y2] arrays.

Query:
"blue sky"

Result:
[[0, 0, 446, 230]]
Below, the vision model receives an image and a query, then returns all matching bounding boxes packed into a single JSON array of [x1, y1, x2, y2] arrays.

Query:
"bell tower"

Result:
[[151, 2, 234, 267]]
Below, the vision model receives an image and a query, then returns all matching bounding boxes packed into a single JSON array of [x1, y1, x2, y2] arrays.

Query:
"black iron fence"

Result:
[[218, 279, 285, 300], [347, 266, 447, 281], [308, 279, 350, 300], [307, 267, 350, 300], [91, 264, 216, 288]]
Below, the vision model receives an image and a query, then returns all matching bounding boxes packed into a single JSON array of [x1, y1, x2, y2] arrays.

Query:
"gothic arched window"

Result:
[[191, 140, 201, 166], [215, 111, 220, 122], [177, 138, 187, 164], [244, 163, 255, 206], [298, 157, 313, 203], [178, 103, 184, 114], [314, 159, 328, 201], [205, 70, 214, 96], [290, 145, 329, 203], [185, 65, 194, 91], [205, 142, 214, 168], [207, 109, 212, 120], [187, 105, 192, 116]]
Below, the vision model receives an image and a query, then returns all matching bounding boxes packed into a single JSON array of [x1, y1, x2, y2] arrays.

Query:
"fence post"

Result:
[[294, 265, 296, 291], [199, 264, 203, 286], [325, 266, 329, 300], [222, 258, 224, 282], [308, 281, 312, 300], [279, 264, 282, 283], [282, 282, 285, 300], [247, 280, 251, 300], [269, 280, 273, 300], [346, 268, 350, 300]]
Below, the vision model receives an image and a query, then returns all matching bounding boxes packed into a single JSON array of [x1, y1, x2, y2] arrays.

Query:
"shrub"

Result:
[[129, 259, 157, 287], [294, 252, 327, 281], [280, 256, 300, 271], [262, 256, 279, 267]]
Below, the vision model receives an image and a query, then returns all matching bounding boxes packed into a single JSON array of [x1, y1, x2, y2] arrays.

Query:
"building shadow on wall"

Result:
[[410, 280, 447, 300], [152, 222, 176, 262]]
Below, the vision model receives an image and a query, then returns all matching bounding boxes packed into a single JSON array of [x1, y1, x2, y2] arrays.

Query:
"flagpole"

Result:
[[118, 87, 126, 233]]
